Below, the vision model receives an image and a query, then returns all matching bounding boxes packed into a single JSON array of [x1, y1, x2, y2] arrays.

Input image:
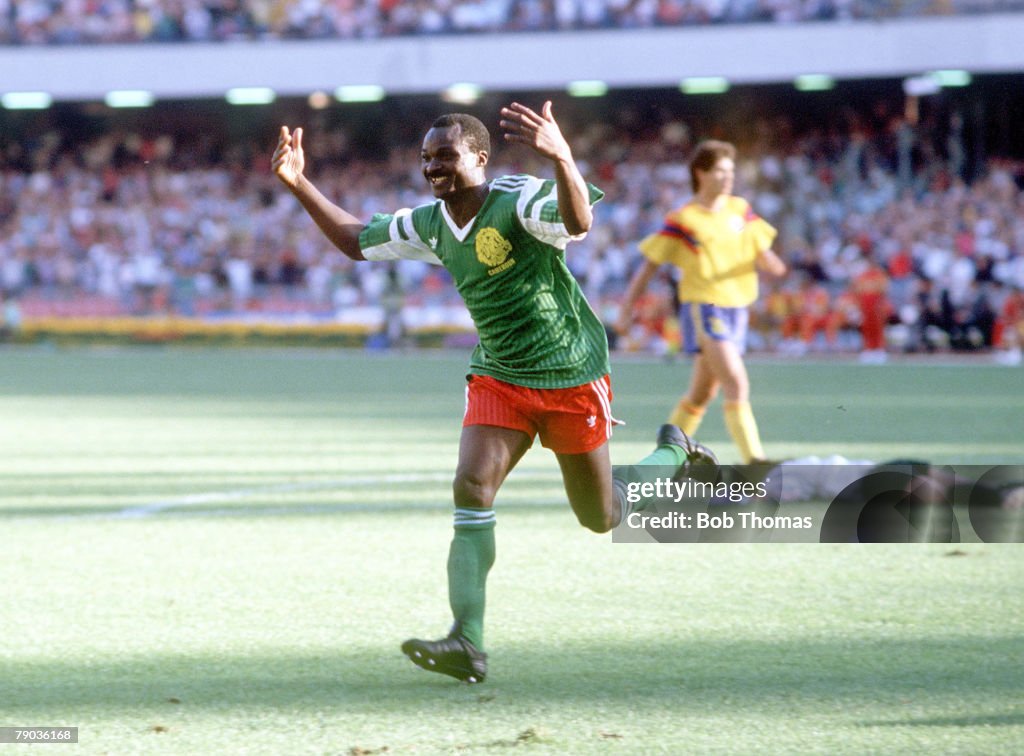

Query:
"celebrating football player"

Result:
[[272, 102, 712, 684]]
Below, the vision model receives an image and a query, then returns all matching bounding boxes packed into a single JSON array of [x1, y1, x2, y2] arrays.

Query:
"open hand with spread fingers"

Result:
[[500, 101, 573, 163], [272, 125, 305, 188]]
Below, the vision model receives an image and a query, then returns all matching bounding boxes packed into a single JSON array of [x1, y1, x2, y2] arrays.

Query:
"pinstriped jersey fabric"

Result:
[[358, 175, 608, 388]]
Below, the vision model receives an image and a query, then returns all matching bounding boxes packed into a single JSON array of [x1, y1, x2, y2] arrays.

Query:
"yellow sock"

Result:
[[669, 399, 706, 437], [723, 400, 765, 463]]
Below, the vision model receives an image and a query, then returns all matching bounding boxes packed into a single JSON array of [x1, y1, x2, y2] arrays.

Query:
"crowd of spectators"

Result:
[[1, 95, 1023, 359], [2, 0, 1024, 46]]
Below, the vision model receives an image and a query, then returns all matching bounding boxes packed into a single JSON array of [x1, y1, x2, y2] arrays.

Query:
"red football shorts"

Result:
[[463, 374, 618, 455]]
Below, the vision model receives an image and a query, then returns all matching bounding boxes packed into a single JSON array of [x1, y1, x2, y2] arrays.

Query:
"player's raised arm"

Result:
[[272, 126, 367, 261], [500, 101, 593, 236]]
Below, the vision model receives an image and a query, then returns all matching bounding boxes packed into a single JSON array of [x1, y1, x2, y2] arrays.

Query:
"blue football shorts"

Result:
[[679, 302, 749, 355]]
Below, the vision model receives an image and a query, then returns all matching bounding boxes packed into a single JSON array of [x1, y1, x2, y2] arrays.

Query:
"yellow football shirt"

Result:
[[639, 196, 777, 307]]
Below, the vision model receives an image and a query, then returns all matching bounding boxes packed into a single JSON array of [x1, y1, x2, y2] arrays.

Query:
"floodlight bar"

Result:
[[442, 83, 482, 105], [105, 90, 155, 108], [794, 75, 835, 92], [680, 77, 730, 95], [335, 85, 386, 103], [1, 91, 53, 110], [226, 87, 276, 105], [567, 80, 608, 97], [931, 69, 972, 87]]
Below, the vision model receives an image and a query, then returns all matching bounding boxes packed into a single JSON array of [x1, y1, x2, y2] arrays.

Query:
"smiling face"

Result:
[[421, 125, 488, 200]]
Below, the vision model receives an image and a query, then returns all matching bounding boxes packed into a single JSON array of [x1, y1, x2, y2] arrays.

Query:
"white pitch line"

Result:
[[148, 497, 570, 520], [114, 472, 454, 519], [112, 470, 564, 520]]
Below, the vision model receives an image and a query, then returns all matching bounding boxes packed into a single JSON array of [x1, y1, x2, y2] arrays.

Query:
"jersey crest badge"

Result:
[[475, 227, 512, 267]]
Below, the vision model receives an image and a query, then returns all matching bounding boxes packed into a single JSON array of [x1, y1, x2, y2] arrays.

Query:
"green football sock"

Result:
[[612, 441, 687, 521], [616, 441, 687, 487], [447, 508, 496, 650], [635, 442, 686, 470]]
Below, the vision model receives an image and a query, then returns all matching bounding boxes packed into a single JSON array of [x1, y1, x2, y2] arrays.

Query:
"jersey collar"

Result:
[[440, 201, 476, 242], [439, 183, 495, 242]]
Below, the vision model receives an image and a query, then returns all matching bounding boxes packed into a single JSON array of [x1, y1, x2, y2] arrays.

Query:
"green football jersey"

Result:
[[358, 174, 608, 388]]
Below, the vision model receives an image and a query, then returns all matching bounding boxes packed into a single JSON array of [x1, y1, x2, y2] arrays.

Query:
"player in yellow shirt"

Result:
[[617, 140, 787, 463]]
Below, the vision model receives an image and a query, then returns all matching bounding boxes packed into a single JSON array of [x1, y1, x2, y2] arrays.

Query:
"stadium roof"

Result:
[[2, 15, 1023, 103]]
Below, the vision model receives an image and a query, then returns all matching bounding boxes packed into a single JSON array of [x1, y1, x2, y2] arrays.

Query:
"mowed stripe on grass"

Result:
[[0, 348, 1021, 753]]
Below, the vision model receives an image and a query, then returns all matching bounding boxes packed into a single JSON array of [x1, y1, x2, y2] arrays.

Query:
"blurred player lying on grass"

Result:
[[273, 103, 712, 683], [766, 457, 1023, 511]]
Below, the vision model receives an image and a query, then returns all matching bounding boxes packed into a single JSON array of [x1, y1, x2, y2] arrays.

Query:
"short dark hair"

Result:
[[689, 140, 736, 192], [431, 113, 491, 155]]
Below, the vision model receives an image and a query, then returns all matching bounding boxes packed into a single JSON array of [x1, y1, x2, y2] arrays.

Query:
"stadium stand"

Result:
[[4, 0, 1024, 45], [1, 84, 1022, 355], [1, 0, 1023, 356]]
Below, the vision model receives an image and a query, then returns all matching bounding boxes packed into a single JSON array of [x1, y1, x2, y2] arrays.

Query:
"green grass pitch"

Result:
[[1, 347, 1022, 754]]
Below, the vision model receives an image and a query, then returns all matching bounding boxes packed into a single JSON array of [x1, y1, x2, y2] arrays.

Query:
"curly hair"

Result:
[[431, 113, 491, 156]]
